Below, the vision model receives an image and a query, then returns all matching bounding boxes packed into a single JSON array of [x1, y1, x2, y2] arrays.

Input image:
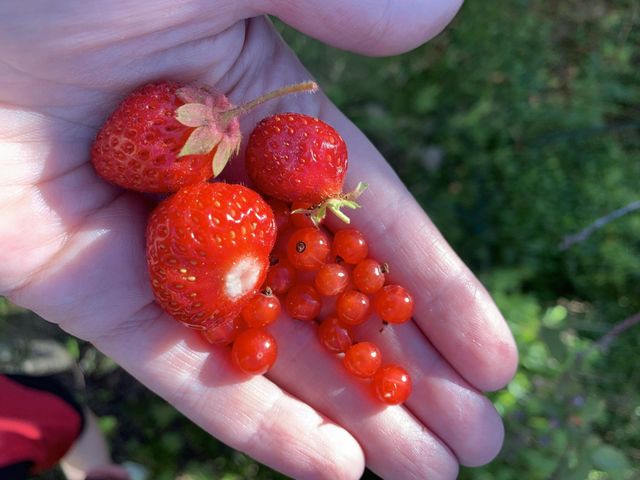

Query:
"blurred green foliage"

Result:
[[2, 0, 639, 478], [281, 1, 639, 477]]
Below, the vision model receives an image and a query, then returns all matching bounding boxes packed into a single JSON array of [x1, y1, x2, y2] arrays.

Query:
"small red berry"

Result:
[[201, 317, 242, 345], [373, 285, 414, 324], [343, 342, 382, 378], [284, 284, 322, 321], [270, 227, 295, 256], [241, 289, 281, 328], [372, 365, 412, 405], [315, 263, 350, 296], [352, 259, 386, 295], [287, 227, 331, 271], [266, 198, 291, 232], [263, 256, 296, 296], [317, 315, 352, 353], [332, 229, 368, 264], [290, 201, 317, 229], [336, 290, 371, 326], [231, 328, 278, 375]]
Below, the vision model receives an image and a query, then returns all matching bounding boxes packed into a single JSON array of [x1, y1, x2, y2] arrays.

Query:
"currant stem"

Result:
[[221, 81, 318, 122]]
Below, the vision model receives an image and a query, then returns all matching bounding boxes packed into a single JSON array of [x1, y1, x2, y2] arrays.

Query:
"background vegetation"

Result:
[[2, 0, 639, 478]]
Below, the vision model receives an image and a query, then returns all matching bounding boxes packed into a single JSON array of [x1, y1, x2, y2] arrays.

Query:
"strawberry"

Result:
[[92, 81, 317, 193], [246, 113, 347, 203], [245, 113, 367, 225], [146, 182, 276, 329]]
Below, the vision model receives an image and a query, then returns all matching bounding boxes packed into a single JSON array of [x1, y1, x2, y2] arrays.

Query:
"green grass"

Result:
[[2, 0, 639, 478]]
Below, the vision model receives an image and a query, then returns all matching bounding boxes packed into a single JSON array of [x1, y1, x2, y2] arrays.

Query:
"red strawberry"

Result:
[[146, 182, 276, 329], [245, 113, 367, 225], [92, 82, 236, 192], [92, 81, 317, 193], [246, 113, 347, 203]]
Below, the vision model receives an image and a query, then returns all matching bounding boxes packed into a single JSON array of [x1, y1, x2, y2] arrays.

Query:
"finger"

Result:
[[94, 309, 366, 480], [352, 317, 505, 467], [253, 0, 464, 55], [268, 317, 460, 480], [320, 112, 519, 392], [263, 231, 504, 465], [215, 17, 518, 392]]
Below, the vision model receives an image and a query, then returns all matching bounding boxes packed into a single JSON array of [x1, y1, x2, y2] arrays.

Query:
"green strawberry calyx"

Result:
[[292, 182, 369, 226]]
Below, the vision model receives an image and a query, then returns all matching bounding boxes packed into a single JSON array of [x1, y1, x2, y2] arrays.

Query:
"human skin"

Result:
[[0, 1, 518, 479]]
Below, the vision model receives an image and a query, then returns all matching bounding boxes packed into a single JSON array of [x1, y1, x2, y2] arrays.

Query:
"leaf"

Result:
[[581, 396, 606, 423], [211, 137, 240, 177], [522, 450, 559, 477], [540, 327, 567, 363], [175, 85, 210, 105], [175, 103, 210, 127], [151, 403, 179, 429], [65, 337, 80, 361], [414, 84, 442, 114], [542, 305, 567, 329], [160, 431, 182, 454], [98, 415, 118, 436], [179, 126, 221, 157], [591, 445, 631, 473]]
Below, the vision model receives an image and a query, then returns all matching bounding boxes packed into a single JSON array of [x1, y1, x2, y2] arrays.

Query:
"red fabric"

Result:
[[0, 375, 82, 473]]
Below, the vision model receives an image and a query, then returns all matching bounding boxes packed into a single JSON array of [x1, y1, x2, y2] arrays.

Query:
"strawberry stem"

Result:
[[221, 81, 318, 123]]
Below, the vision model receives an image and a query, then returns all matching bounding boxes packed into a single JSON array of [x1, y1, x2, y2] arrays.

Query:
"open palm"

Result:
[[0, 1, 518, 478]]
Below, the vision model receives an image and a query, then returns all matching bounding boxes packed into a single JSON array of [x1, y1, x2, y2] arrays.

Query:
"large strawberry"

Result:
[[146, 182, 276, 329], [92, 82, 317, 193], [245, 113, 366, 225]]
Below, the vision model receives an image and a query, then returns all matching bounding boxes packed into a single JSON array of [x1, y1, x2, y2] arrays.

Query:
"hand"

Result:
[[0, 1, 517, 478]]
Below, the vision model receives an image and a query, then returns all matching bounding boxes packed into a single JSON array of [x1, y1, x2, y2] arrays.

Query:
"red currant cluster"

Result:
[[201, 201, 415, 405]]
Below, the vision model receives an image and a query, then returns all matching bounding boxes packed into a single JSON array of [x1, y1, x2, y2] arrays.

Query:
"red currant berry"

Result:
[[290, 201, 316, 228], [317, 315, 352, 353], [284, 284, 322, 321], [314, 263, 350, 296], [287, 227, 331, 271], [264, 256, 296, 296], [352, 259, 386, 295], [332, 229, 368, 264], [336, 290, 371, 326], [343, 341, 382, 378], [231, 328, 278, 375], [372, 365, 412, 405], [241, 289, 281, 328], [271, 226, 294, 256], [201, 317, 242, 345], [373, 285, 414, 324], [266, 197, 291, 232]]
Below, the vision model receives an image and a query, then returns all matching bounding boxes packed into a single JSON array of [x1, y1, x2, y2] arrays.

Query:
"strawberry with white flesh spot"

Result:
[[146, 182, 276, 329]]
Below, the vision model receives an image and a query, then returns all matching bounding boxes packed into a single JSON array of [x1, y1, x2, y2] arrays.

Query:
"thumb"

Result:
[[253, 0, 463, 55]]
